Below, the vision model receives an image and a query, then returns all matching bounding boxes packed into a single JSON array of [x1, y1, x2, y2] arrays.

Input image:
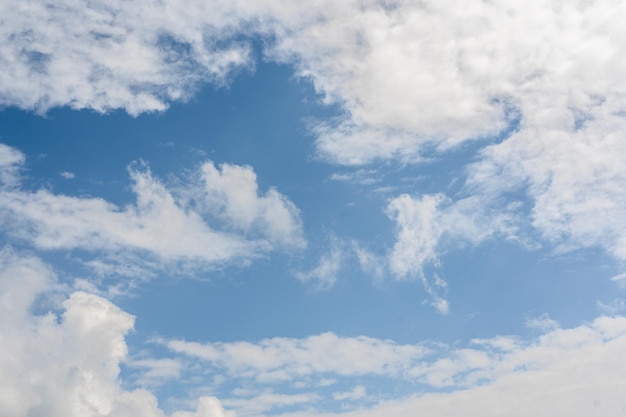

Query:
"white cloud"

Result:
[[127, 358, 182, 386], [525, 313, 560, 333], [597, 299, 626, 315], [332, 386, 366, 402], [0, 144, 304, 281], [0, 143, 24, 187], [294, 242, 342, 290], [0, 0, 251, 115], [223, 391, 319, 416], [610, 272, 626, 289], [164, 315, 626, 416], [60, 171, 76, 179], [4, 0, 626, 269], [166, 332, 431, 382], [5, 247, 626, 417], [197, 161, 305, 249], [465, 113, 626, 261], [171, 397, 236, 417], [0, 248, 235, 417], [380, 193, 515, 313], [329, 169, 379, 186]]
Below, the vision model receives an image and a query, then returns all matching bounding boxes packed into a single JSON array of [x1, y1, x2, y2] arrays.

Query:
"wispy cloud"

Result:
[[0, 144, 304, 285], [163, 313, 626, 416], [294, 240, 343, 290], [59, 171, 76, 179]]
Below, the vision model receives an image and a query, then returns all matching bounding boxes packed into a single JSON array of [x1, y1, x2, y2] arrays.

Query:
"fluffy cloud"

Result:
[[0, 144, 304, 281], [0, 0, 250, 114], [4, 0, 626, 269], [466, 113, 626, 260], [0, 247, 234, 417], [4, 246, 626, 417]]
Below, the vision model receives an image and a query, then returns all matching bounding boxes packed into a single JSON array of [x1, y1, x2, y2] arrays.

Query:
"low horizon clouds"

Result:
[[2, 247, 626, 416]]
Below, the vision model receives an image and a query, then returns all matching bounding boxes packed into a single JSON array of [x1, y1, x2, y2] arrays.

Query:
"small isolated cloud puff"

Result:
[[59, 171, 76, 179], [0, 248, 235, 417], [525, 313, 560, 333], [0, 144, 305, 279]]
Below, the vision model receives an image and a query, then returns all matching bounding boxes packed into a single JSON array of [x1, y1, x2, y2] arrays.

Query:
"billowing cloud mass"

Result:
[[4, 0, 624, 280], [2, 0, 626, 274], [0, 247, 231, 417], [0, 144, 304, 281], [3, 1, 626, 416]]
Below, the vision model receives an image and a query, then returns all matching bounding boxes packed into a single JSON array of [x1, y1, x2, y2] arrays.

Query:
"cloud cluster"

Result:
[[0, 247, 233, 417], [165, 315, 626, 416], [4, 0, 626, 271], [0, 144, 304, 282], [3, 245, 626, 417], [0, 0, 250, 114]]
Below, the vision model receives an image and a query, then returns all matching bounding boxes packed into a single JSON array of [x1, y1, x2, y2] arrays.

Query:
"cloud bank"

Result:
[[163, 313, 626, 416], [2, 244, 626, 417]]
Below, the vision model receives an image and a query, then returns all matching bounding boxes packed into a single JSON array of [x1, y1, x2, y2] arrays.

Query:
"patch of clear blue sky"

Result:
[[0, 49, 619, 352]]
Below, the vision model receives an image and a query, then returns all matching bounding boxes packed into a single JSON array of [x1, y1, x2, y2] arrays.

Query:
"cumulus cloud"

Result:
[[4, 247, 626, 417], [0, 144, 304, 281], [0, 0, 250, 114], [4, 0, 626, 269], [0, 248, 235, 417], [171, 397, 236, 417], [196, 161, 305, 249]]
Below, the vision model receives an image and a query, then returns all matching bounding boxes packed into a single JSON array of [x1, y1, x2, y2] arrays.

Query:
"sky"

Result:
[[1, 0, 626, 416]]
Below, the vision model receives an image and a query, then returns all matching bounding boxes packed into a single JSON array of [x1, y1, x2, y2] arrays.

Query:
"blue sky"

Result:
[[2, 1, 626, 416]]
